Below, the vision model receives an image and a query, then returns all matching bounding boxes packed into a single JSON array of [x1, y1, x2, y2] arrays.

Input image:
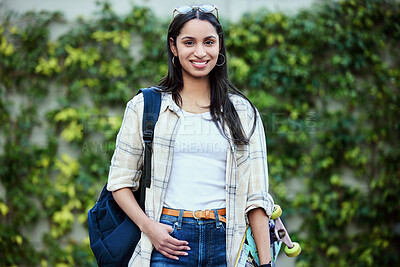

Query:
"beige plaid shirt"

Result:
[[107, 92, 274, 266]]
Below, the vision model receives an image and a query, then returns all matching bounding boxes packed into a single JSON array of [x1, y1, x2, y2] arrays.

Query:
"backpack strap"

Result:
[[136, 87, 161, 210]]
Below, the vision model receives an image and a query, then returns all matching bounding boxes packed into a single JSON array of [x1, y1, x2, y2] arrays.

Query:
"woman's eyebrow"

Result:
[[180, 35, 218, 40]]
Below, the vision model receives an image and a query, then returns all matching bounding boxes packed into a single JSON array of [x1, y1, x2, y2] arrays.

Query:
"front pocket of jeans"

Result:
[[160, 218, 177, 236], [218, 216, 227, 233], [219, 222, 226, 233], [170, 222, 178, 236]]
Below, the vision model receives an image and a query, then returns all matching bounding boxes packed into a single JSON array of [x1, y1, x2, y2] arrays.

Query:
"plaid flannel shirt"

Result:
[[107, 92, 274, 266]]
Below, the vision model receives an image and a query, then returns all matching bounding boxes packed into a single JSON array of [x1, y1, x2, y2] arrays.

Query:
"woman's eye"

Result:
[[185, 41, 194, 45], [205, 40, 215, 45]]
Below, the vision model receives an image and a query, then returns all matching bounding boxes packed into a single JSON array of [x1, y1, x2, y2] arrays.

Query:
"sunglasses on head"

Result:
[[172, 4, 219, 20]]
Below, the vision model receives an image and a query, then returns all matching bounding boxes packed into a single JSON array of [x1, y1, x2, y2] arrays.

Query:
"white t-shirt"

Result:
[[163, 109, 228, 210]]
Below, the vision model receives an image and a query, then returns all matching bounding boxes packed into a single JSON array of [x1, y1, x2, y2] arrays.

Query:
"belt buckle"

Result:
[[193, 210, 201, 219]]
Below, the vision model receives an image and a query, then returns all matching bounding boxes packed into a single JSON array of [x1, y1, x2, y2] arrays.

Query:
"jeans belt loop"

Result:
[[177, 209, 184, 229], [213, 209, 221, 228]]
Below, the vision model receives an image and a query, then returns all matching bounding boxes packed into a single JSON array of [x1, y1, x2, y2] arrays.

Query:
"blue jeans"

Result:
[[151, 209, 227, 267]]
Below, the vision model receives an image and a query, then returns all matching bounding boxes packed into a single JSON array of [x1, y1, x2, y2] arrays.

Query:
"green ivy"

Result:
[[0, 0, 399, 266]]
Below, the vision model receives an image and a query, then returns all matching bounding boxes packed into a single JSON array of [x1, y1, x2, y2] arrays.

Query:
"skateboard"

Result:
[[234, 205, 301, 266]]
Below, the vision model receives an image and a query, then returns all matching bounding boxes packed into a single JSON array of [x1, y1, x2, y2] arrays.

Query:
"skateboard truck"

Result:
[[270, 205, 302, 257]]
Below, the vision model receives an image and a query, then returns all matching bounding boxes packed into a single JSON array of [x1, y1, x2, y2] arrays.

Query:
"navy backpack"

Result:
[[88, 87, 161, 266]]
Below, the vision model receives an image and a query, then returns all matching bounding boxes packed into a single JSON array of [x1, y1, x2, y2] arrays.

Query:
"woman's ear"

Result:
[[169, 37, 178, 57]]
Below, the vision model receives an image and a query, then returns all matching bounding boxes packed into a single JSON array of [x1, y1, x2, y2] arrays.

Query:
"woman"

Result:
[[107, 4, 274, 267]]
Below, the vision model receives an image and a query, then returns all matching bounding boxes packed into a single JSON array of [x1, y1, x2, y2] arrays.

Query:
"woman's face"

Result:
[[170, 19, 220, 81]]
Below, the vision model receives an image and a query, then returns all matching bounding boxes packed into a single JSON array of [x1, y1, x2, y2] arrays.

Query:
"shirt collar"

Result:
[[160, 92, 181, 116]]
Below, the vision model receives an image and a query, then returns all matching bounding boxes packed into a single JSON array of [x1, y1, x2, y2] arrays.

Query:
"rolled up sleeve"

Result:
[[107, 95, 144, 192], [245, 110, 274, 217]]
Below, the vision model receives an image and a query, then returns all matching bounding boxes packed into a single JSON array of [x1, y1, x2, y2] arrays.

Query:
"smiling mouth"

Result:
[[190, 60, 209, 66]]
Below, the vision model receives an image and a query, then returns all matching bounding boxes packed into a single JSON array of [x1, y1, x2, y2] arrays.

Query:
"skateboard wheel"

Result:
[[271, 205, 282, 220], [285, 242, 301, 257]]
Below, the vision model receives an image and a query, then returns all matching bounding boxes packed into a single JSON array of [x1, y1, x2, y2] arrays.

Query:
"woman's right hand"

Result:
[[142, 219, 190, 260], [111, 188, 189, 260]]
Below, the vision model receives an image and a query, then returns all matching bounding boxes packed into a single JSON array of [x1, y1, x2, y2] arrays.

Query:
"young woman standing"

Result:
[[107, 5, 275, 267]]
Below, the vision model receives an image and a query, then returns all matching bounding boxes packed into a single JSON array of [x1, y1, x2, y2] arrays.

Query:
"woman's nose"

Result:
[[194, 45, 206, 58]]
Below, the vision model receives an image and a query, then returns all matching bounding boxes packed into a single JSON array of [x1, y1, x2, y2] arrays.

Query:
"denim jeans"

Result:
[[150, 209, 227, 267]]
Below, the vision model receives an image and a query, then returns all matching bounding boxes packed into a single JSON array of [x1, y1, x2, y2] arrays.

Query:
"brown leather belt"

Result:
[[162, 208, 226, 223]]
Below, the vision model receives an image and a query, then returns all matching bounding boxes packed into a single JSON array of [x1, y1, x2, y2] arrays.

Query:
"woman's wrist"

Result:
[[138, 216, 154, 233], [259, 262, 274, 267]]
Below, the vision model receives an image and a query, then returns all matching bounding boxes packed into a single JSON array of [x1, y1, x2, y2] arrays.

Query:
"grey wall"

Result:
[[3, 0, 316, 22]]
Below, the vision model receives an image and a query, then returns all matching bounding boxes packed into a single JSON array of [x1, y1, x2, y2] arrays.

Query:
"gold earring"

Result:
[[216, 53, 225, 67]]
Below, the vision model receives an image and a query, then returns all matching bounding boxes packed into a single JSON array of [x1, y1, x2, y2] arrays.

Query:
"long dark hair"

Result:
[[158, 11, 257, 145]]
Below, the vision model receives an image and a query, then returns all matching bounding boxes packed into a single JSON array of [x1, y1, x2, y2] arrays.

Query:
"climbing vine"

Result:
[[0, 0, 399, 266]]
